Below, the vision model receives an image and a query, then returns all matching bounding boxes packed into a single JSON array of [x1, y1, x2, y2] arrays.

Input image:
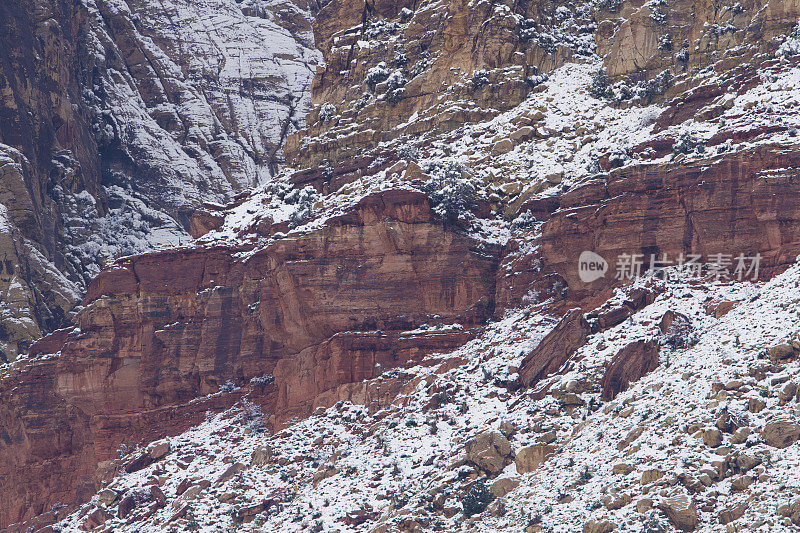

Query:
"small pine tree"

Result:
[[420, 166, 476, 226], [318, 102, 336, 123], [672, 130, 702, 157], [589, 68, 610, 99], [642, 510, 668, 532], [471, 69, 489, 90], [286, 186, 319, 228], [462, 481, 494, 517]]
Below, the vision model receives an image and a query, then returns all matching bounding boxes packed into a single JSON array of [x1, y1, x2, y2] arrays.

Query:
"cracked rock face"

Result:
[[596, 0, 800, 79], [88, 0, 320, 200], [0, 0, 320, 360]]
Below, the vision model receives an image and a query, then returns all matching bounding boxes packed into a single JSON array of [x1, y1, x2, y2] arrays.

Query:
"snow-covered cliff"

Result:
[[0, 0, 320, 360]]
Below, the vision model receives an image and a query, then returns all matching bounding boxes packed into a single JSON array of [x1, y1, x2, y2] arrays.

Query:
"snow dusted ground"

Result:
[[429, 62, 662, 190], [58, 258, 800, 532]]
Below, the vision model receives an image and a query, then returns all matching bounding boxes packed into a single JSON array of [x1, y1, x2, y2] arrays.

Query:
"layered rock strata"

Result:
[[0, 190, 499, 528]]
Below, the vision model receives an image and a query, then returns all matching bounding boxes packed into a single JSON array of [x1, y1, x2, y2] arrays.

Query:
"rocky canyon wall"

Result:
[[4, 0, 800, 530], [0, 190, 500, 528], [0, 0, 320, 361]]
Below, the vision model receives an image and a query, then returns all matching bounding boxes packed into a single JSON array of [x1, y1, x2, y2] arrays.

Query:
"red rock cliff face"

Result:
[[498, 143, 800, 306], [512, 143, 800, 394], [7, 1, 800, 529], [7, 108, 800, 533], [0, 189, 500, 529]]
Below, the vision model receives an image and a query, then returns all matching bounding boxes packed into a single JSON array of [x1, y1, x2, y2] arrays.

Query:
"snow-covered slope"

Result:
[[59, 260, 800, 532], [69, 0, 321, 271]]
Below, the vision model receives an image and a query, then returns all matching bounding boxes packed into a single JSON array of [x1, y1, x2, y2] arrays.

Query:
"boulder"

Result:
[[731, 427, 750, 445], [146, 440, 171, 461], [730, 475, 753, 492], [117, 494, 137, 519], [510, 126, 534, 142], [538, 430, 557, 444], [724, 380, 743, 391], [124, 452, 153, 473], [499, 421, 517, 439], [602, 491, 631, 510], [175, 478, 192, 496], [780, 382, 798, 402], [96, 488, 119, 505], [216, 462, 245, 485], [658, 490, 698, 531], [182, 486, 203, 502], [544, 172, 563, 184], [465, 431, 513, 475], [640, 469, 663, 485], [718, 502, 747, 524], [748, 398, 766, 413], [345, 507, 378, 526], [736, 453, 761, 472], [636, 498, 653, 513], [601, 339, 660, 401], [237, 496, 280, 523], [582, 519, 615, 533], [83, 508, 111, 530], [515, 445, 557, 474], [769, 343, 795, 363], [251, 445, 274, 466], [778, 498, 800, 518], [491, 139, 514, 155], [490, 477, 520, 498], [499, 181, 522, 196], [659, 310, 691, 335], [150, 485, 166, 507], [519, 310, 590, 388], [617, 427, 644, 451], [613, 463, 635, 475], [596, 306, 631, 330], [312, 466, 339, 485], [703, 428, 723, 448], [403, 161, 426, 181], [762, 419, 800, 448]]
